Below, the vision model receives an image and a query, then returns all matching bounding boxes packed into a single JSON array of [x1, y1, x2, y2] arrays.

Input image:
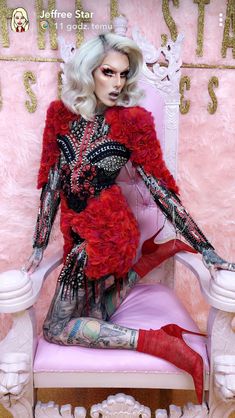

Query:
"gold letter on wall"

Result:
[[162, 0, 179, 43], [110, 0, 119, 21], [194, 0, 210, 57], [24, 71, 37, 113], [207, 76, 218, 114], [75, 0, 92, 47], [36, 0, 58, 50], [180, 75, 191, 114], [0, 0, 14, 47], [57, 70, 63, 99], [221, 0, 235, 58]]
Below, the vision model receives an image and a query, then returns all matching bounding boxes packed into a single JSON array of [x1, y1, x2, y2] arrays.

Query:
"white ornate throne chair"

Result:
[[1, 24, 235, 418]]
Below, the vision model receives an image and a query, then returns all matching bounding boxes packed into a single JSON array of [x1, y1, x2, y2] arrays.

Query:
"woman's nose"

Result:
[[113, 74, 122, 88]]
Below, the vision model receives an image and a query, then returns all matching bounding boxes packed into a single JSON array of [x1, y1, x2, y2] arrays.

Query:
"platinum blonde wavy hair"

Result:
[[61, 32, 144, 120]]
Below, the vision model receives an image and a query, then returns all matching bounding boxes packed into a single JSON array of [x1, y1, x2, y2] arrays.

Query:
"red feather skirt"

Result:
[[60, 185, 140, 280]]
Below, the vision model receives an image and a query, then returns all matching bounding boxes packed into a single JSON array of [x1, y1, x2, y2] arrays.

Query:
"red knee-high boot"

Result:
[[136, 324, 205, 404], [133, 236, 197, 278]]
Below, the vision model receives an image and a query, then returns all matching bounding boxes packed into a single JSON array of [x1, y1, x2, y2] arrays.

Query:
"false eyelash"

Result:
[[121, 71, 130, 78], [101, 68, 129, 78], [101, 68, 113, 77]]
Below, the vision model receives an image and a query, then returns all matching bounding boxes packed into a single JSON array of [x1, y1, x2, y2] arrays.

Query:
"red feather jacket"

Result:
[[34, 100, 179, 280]]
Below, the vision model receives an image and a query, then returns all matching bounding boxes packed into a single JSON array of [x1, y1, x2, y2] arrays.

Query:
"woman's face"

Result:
[[93, 50, 130, 107], [14, 11, 25, 26]]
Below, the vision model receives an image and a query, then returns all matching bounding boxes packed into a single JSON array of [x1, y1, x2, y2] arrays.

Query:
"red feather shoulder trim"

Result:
[[37, 100, 77, 189], [106, 106, 179, 195]]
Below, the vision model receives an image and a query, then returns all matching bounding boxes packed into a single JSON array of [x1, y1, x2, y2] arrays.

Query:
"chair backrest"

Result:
[[116, 84, 165, 254], [58, 28, 183, 286], [116, 29, 184, 286]]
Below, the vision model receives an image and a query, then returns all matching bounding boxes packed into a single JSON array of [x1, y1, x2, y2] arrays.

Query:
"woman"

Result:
[[11, 7, 29, 32], [25, 33, 235, 403]]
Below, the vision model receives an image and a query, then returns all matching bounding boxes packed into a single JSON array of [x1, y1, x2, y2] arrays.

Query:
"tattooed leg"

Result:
[[43, 284, 84, 344], [53, 316, 139, 349], [81, 279, 106, 320], [43, 285, 138, 348], [73, 269, 140, 322], [103, 270, 139, 319], [43, 274, 139, 348]]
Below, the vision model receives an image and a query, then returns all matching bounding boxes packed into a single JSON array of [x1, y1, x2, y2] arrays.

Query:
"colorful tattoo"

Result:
[[43, 276, 139, 349], [64, 318, 138, 348], [103, 270, 139, 319]]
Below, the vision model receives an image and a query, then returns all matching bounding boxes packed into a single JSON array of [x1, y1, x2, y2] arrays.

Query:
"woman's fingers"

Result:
[[208, 264, 216, 280], [202, 249, 235, 279], [22, 248, 43, 274], [225, 262, 235, 272], [207, 261, 235, 282], [22, 255, 34, 273], [27, 259, 39, 274], [212, 260, 235, 272], [202, 249, 235, 271]]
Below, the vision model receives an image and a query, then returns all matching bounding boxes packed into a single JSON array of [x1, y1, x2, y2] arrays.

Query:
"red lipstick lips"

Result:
[[109, 91, 119, 100]]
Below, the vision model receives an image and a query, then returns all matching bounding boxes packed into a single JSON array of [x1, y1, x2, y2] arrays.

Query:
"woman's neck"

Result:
[[95, 102, 107, 115]]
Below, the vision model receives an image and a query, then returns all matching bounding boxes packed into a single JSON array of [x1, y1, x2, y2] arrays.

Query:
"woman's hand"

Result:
[[22, 247, 44, 274], [202, 248, 235, 279]]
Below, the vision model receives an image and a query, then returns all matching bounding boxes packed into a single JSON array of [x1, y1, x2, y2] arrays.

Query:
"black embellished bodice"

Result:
[[57, 114, 130, 213], [34, 102, 214, 257]]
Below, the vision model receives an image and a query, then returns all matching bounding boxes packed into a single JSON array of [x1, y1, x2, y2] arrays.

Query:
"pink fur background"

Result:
[[1, 0, 235, 337]]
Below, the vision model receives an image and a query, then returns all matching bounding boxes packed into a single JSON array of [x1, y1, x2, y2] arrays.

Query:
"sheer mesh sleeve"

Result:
[[33, 101, 61, 249], [136, 164, 214, 254], [127, 106, 214, 253], [33, 160, 61, 249], [37, 101, 60, 189]]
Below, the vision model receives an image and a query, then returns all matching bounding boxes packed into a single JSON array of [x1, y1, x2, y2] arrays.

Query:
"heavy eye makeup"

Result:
[[100, 66, 129, 79]]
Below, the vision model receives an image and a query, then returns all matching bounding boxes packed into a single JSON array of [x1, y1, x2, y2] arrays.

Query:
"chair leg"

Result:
[[35, 401, 87, 417], [0, 309, 35, 418], [207, 308, 235, 417]]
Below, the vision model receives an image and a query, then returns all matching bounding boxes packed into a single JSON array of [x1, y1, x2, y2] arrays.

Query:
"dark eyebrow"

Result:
[[102, 64, 130, 72]]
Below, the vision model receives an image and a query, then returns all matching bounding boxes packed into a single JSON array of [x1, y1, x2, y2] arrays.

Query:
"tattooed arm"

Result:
[[24, 160, 61, 273], [136, 166, 235, 279], [24, 102, 61, 273], [33, 160, 61, 250]]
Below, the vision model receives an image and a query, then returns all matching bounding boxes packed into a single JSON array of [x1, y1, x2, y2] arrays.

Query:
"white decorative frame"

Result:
[[1, 18, 235, 418]]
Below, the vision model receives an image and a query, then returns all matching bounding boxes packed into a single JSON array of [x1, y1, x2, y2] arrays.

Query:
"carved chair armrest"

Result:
[[30, 250, 63, 303], [175, 252, 235, 313], [0, 254, 64, 415], [0, 250, 63, 314], [2, 249, 235, 315]]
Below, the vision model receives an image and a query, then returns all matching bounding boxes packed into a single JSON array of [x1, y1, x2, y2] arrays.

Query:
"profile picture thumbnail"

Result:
[[11, 7, 30, 32]]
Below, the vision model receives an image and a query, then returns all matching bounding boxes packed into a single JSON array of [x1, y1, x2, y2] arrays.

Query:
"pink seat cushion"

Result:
[[34, 284, 208, 373], [34, 284, 209, 373]]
